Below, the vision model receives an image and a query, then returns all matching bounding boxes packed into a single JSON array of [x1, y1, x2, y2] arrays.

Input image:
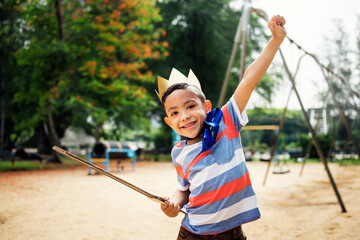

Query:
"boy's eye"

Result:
[[170, 111, 178, 116], [187, 105, 196, 109]]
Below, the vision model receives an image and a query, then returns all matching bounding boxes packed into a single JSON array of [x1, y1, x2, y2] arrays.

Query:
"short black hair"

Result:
[[162, 83, 206, 114]]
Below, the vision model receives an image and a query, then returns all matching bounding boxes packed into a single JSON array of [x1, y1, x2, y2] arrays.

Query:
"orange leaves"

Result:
[[98, 61, 150, 80], [161, 29, 167, 36], [100, 66, 118, 79], [83, 61, 97, 75], [50, 86, 57, 93], [132, 87, 148, 99], [72, 9, 83, 21], [127, 44, 141, 57], [72, 14, 78, 21], [122, 86, 129, 94], [152, 11, 159, 18], [125, 39, 168, 60], [139, 9, 148, 17], [119, 0, 136, 10], [50, 86, 60, 99], [103, 45, 115, 53], [112, 10, 121, 20], [144, 46, 152, 57], [152, 50, 160, 59], [95, 16, 104, 23], [68, 0, 167, 99], [85, 61, 97, 67]]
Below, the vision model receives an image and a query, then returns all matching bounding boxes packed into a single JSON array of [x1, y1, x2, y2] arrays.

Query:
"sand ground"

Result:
[[0, 160, 359, 240]]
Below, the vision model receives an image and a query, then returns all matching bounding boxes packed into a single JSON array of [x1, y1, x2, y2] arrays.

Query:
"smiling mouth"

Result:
[[181, 121, 196, 129]]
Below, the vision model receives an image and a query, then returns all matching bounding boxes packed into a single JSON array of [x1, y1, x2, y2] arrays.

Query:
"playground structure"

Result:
[[242, 125, 290, 175], [218, 6, 360, 213], [87, 141, 136, 174]]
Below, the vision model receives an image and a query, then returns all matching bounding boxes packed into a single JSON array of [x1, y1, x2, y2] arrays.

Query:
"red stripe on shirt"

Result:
[[185, 150, 211, 179], [216, 105, 239, 141], [189, 172, 251, 208], [174, 141, 183, 148], [174, 165, 186, 180]]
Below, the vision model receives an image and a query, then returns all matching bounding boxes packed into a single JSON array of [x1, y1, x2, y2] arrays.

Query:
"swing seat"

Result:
[[273, 169, 290, 174]]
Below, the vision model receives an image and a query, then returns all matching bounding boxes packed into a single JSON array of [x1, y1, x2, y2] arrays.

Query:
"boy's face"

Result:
[[164, 88, 211, 143]]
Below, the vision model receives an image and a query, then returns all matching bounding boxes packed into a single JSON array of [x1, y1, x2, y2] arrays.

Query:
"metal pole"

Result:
[[239, 7, 251, 82], [263, 54, 305, 185], [217, 13, 244, 107], [279, 49, 347, 213], [300, 89, 331, 176], [218, 6, 254, 107]]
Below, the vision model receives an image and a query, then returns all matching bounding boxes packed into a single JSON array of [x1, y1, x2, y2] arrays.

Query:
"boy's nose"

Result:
[[181, 112, 190, 121]]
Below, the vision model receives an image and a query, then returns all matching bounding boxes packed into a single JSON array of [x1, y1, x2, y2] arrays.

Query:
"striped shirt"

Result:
[[171, 97, 260, 235]]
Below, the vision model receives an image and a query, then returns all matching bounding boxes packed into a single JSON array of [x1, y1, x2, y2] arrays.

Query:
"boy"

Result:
[[157, 15, 286, 239]]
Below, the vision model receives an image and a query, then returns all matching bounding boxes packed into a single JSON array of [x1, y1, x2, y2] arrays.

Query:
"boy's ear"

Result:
[[204, 100, 212, 113]]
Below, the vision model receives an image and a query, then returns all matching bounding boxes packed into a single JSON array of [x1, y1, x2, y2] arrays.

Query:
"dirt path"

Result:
[[1, 161, 359, 240]]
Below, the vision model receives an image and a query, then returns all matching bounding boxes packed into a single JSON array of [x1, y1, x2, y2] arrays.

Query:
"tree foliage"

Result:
[[241, 108, 308, 152], [2, 0, 168, 157], [323, 18, 359, 152]]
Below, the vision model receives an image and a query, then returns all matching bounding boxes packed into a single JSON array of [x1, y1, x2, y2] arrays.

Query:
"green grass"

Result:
[[0, 161, 46, 171], [1, 155, 358, 171], [0, 154, 84, 172], [337, 158, 360, 165], [250, 157, 359, 165]]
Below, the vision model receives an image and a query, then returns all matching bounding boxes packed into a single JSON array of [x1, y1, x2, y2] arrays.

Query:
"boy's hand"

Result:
[[161, 201, 181, 218], [268, 15, 286, 41]]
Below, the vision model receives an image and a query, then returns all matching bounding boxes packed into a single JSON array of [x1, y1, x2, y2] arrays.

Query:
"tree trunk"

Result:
[[55, 0, 65, 42], [46, 103, 62, 163], [95, 123, 102, 142], [47, 0, 64, 162], [0, 64, 5, 151]]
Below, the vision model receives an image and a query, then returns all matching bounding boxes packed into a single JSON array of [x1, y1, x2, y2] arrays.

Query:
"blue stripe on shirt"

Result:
[[190, 161, 248, 197], [187, 184, 256, 215]]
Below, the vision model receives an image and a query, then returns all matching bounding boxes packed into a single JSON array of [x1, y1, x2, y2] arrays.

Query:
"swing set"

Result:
[[242, 125, 290, 175]]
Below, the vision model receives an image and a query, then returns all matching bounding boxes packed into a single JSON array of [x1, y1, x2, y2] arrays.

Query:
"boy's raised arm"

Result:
[[233, 15, 286, 113]]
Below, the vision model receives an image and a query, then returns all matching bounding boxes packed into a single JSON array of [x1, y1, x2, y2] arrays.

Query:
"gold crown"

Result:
[[156, 68, 202, 102]]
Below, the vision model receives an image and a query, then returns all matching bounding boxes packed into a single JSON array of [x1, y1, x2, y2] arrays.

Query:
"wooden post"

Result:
[[279, 49, 346, 213]]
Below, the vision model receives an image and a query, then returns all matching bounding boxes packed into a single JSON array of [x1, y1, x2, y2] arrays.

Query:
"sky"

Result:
[[231, 0, 360, 110]]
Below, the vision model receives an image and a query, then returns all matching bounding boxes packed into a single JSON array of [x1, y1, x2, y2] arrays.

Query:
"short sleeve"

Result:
[[171, 146, 190, 191], [221, 96, 249, 133], [177, 176, 190, 191]]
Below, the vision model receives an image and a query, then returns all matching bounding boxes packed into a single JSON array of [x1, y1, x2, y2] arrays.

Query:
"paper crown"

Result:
[[156, 68, 202, 102]]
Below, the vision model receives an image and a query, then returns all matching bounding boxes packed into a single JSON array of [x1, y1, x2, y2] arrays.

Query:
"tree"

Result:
[[323, 19, 358, 152], [0, 0, 29, 151], [7, 0, 168, 160]]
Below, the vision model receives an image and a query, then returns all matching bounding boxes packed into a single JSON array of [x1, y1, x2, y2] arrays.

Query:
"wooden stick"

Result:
[[52, 146, 187, 215]]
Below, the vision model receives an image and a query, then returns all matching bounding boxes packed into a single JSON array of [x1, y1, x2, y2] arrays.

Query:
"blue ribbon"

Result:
[[201, 107, 223, 152]]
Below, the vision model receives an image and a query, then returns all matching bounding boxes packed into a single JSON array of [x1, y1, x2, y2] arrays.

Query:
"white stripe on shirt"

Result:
[[188, 195, 258, 226], [189, 148, 245, 192], [175, 141, 202, 166], [230, 97, 249, 126]]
